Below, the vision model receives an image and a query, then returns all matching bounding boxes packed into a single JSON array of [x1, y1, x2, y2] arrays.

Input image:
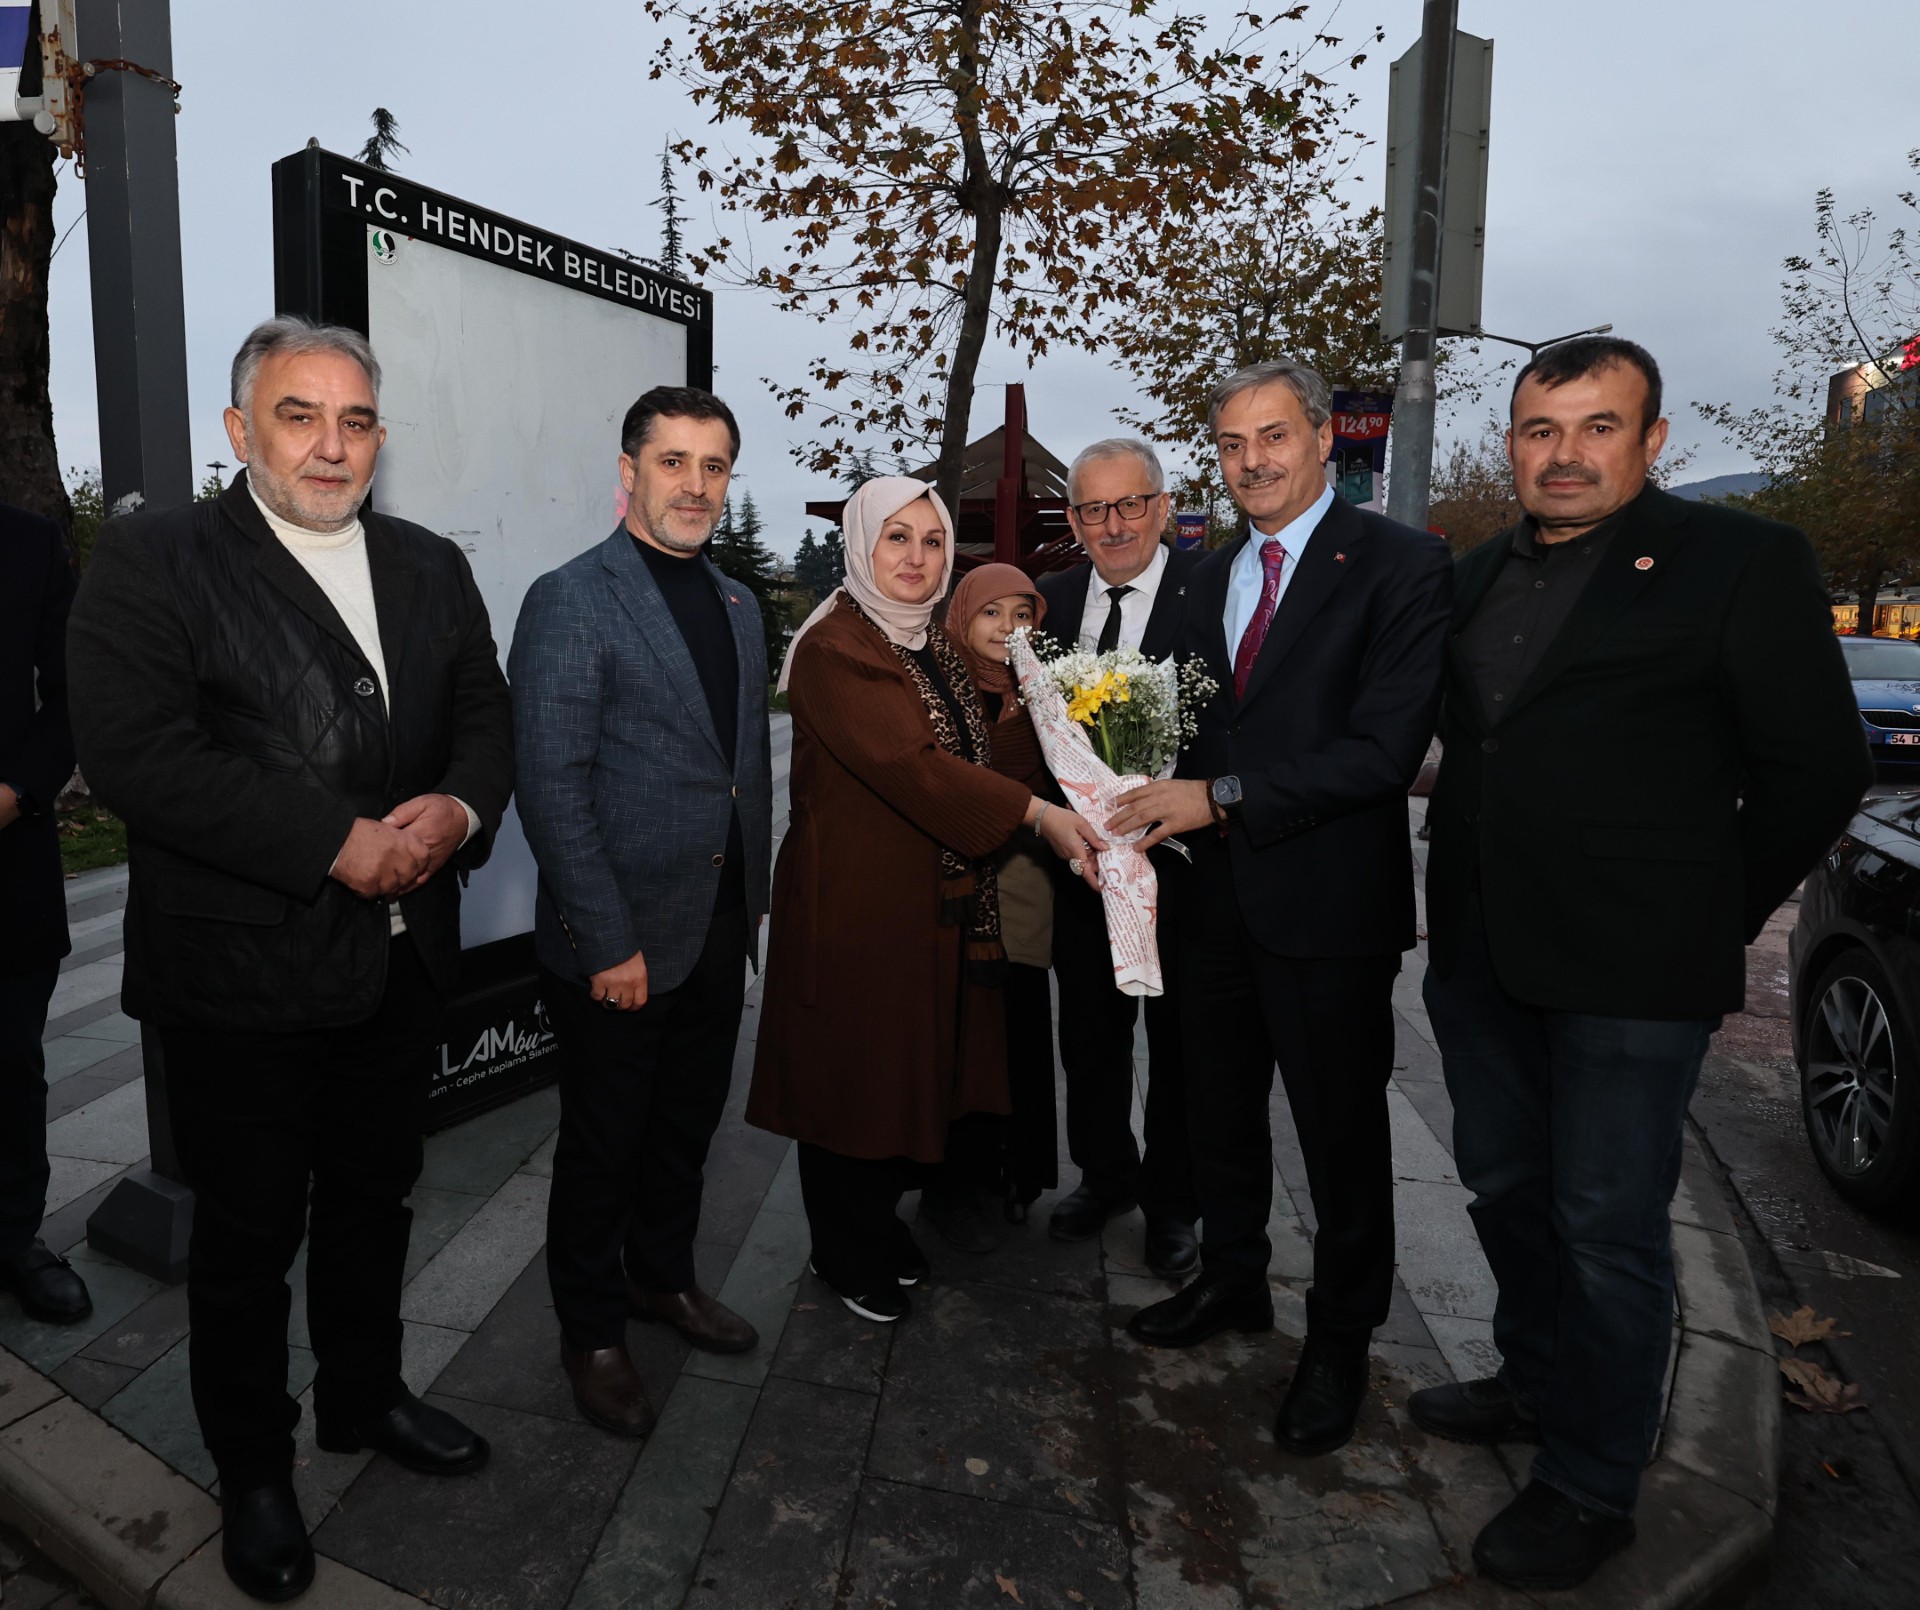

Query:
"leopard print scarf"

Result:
[[846, 595, 1006, 981]]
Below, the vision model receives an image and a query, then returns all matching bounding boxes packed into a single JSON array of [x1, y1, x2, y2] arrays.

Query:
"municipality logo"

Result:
[[370, 229, 400, 264]]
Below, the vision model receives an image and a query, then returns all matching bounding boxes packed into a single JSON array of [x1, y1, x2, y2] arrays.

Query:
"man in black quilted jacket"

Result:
[[68, 316, 513, 1604]]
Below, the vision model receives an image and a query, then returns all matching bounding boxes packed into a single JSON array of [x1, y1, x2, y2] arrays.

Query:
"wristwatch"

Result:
[[1208, 775, 1243, 828]]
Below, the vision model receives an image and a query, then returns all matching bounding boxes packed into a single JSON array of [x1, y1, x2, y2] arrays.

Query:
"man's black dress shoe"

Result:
[[314, 1389, 489, 1475], [1127, 1273, 1273, 1347], [1408, 1374, 1541, 1445], [1274, 1329, 1371, 1456], [1473, 1480, 1636, 1590], [221, 1479, 314, 1602], [1049, 1182, 1137, 1243], [1144, 1217, 1199, 1279], [0, 1241, 92, 1323]]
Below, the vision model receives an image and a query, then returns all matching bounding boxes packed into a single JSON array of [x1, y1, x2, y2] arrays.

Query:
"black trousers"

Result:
[[1051, 872, 1195, 1221], [543, 907, 748, 1350], [931, 963, 1058, 1208], [797, 1142, 924, 1296], [163, 935, 440, 1490], [0, 965, 58, 1262], [1174, 842, 1400, 1332]]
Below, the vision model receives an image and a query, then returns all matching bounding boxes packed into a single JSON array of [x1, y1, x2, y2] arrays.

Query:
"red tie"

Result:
[[1232, 539, 1288, 699]]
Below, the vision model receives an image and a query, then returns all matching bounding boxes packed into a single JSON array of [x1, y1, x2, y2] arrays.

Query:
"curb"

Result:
[[0, 1347, 415, 1610]]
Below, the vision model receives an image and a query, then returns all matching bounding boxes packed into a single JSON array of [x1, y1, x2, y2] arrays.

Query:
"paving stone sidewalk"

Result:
[[0, 721, 1775, 1609]]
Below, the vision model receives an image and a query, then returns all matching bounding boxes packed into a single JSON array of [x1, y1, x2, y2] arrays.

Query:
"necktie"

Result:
[[1094, 584, 1133, 654], [1232, 540, 1288, 699]]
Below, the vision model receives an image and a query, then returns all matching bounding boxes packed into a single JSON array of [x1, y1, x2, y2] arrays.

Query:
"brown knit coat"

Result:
[[747, 600, 1032, 1162]]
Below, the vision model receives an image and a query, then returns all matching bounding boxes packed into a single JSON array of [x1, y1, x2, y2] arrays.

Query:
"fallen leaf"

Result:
[[1359, 1491, 1400, 1513], [1067, 1593, 1086, 1604], [995, 1573, 1022, 1603], [965, 1457, 990, 1476], [1769, 1306, 1850, 1348], [1780, 1357, 1866, 1413], [793, 1302, 818, 1312], [1099, 1567, 1123, 1581]]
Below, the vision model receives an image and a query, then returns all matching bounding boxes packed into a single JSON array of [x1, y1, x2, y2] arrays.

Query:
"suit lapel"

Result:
[[1238, 498, 1361, 710], [1193, 531, 1244, 690], [706, 553, 758, 772], [1046, 567, 1089, 650], [364, 516, 417, 698], [228, 476, 368, 664], [1139, 549, 1191, 662], [1503, 488, 1689, 721], [601, 530, 726, 762]]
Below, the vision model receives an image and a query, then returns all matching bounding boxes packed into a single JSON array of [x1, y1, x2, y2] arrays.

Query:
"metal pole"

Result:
[[74, 0, 192, 516], [1384, 0, 1458, 532]]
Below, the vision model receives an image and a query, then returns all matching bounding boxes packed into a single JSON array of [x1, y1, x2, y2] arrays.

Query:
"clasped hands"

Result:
[[329, 793, 469, 900]]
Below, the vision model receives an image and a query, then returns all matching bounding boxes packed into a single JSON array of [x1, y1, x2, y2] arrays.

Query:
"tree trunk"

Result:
[[1856, 565, 1885, 634], [0, 123, 71, 536], [932, 0, 998, 520]]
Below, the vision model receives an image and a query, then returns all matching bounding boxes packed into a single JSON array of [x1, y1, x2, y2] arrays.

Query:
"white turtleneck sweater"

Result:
[[249, 483, 477, 932]]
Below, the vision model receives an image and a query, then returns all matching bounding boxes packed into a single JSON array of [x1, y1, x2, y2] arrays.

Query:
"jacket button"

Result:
[[1481, 738, 1498, 754], [353, 676, 377, 698], [711, 853, 725, 867], [731, 785, 739, 798]]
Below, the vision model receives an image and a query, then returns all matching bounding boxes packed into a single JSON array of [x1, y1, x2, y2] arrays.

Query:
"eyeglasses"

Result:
[[1069, 493, 1159, 523]]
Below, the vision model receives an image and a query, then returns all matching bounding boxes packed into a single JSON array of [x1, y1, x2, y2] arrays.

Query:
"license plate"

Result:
[[1888, 732, 1920, 746]]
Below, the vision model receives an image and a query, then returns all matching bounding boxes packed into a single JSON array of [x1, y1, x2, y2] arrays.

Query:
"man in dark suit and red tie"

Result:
[[1035, 438, 1203, 1276], [1108, 359, 1451, 1459]]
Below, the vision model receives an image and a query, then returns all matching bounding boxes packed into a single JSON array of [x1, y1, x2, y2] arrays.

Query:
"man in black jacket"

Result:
[[68, 316, 514, 1604], [1034, 438, 1203, 1276], [0, 503, 92, 1326], [1109, 361, 1451, 1459], [1411, 337, 1870, 1591]]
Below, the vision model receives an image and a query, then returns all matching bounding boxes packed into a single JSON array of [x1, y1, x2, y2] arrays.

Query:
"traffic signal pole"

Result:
[[1383, 0, 1458, 533]]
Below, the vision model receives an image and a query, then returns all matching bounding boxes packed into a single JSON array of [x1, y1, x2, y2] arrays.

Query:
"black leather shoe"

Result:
[[1127, 1272, 1273, 1347], [1473, 1481, 1636, 1590], [1049, 1183, 1137, 1243], [0, 1241, 92, 1323], [220, 1479, 314, 1602], [1275, 1330, 1371, 1456], [314, 1389, 489, 1475], [628, 1283, 759, 1354], [1408, 1374, 1542, 1445], [561, 1343, 657, 1438], [1144, 1217, 1199, 1279]]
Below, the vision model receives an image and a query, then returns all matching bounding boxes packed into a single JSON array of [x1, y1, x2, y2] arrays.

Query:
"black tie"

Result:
[[1095, 585, 1133, 654]]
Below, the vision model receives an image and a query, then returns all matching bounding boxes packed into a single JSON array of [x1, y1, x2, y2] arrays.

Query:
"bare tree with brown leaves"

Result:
[[644, 0, 1367, 512]]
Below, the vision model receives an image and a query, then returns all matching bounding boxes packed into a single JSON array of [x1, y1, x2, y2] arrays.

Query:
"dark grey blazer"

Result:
[[508, 528, 772, 992]]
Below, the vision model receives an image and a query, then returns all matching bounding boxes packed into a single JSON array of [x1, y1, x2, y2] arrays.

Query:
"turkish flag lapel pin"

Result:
[[1633, 557, 1654, 572]]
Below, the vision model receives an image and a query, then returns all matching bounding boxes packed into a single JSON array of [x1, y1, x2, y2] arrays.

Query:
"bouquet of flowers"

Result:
[[1009, 631, 1217, 996]]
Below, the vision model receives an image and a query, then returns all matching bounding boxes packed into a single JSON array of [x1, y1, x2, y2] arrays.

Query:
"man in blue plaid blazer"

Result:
[[510, 386, 772, 1439]]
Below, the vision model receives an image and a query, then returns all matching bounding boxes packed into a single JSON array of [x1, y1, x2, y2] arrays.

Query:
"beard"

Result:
[[246, 456, 372, 533]]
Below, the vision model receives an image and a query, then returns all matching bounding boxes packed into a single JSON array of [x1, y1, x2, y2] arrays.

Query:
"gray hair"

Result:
[[230, 316, 382, 414], [1067, 437, 1166, 503], [1207, 360, 1332, 435]]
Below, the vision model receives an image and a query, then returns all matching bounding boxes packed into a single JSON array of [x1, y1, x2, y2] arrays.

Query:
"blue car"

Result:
[[1840, 634, 1920, 770]]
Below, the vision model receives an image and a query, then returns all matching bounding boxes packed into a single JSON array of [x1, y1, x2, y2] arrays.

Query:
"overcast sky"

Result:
[[39, 0, 1920, 555]]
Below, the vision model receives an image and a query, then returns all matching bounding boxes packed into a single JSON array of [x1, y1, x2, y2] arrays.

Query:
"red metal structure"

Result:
[[803, 384, 1082, 576]]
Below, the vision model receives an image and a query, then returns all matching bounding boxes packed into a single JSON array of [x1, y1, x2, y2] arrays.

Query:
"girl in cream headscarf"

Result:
[[748, 480, 1101, 1323]]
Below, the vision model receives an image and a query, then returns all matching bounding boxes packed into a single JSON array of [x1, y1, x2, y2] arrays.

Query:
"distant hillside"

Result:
[[1666, 471, 1767, 503]]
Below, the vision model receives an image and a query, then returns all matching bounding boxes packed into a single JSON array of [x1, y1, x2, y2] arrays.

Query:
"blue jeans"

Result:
[[1422, 901, 1716, 1517]]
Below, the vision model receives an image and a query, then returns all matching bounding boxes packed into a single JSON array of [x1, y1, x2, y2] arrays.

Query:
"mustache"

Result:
[[1235, 470, 1283, 488], [1536, 463, 1600, 487]]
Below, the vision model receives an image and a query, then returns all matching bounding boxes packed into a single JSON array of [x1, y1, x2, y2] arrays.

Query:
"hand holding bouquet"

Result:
[[1009, 631, 1217, 996]]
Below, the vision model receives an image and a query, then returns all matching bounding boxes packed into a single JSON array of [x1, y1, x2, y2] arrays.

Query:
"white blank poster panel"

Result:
[[365, 226, 690, 948]]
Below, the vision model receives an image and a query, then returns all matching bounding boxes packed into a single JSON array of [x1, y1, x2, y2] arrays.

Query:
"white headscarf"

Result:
[[778, 476, 956, 692]]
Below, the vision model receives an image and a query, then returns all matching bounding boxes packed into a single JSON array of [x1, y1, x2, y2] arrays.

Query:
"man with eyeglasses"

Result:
[[1035, 438, 1203, 1277]]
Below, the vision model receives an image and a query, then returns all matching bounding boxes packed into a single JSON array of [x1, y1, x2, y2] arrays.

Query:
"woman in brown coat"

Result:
[[746, 479, 1102, 1322]]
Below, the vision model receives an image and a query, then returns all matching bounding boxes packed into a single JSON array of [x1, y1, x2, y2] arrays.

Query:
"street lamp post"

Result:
[[1473, 321, 1614, 360]]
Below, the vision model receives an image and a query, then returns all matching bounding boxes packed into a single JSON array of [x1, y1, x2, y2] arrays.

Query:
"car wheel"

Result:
[[1801, 947, 1920, 1210]]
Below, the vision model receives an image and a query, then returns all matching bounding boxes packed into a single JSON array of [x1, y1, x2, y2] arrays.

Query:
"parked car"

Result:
[[1840, 633, 1920, 771], [1790, 794, 1920, 1209]]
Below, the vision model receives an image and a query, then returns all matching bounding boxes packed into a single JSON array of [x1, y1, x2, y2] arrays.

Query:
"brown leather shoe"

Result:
[[627, 1283, 759, 1354], [560, 1343, 656, 1438]]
